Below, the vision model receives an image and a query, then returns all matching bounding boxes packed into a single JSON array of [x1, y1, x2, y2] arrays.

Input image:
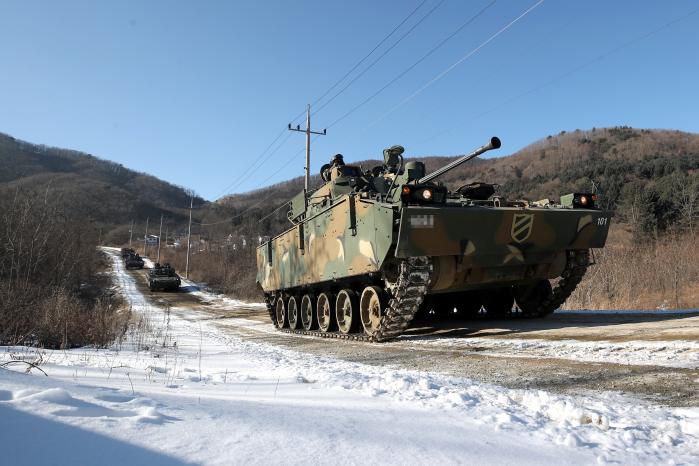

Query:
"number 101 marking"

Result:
[[597, 217, 609, 226]]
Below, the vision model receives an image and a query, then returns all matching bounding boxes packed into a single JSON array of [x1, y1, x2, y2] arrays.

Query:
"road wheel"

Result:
[[360, 286, 386, 337], [275, 296, 287, 328], [514, 280, 554, 317], [336, 289, 359, 335], [301, 294, 317, 330], [288, 296, 300, 329], [317, 293, 336, 333], [482, 289, 514, 318]]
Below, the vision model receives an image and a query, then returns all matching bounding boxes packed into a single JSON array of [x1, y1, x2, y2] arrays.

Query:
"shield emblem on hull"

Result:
[[511, 213, 534, 243]]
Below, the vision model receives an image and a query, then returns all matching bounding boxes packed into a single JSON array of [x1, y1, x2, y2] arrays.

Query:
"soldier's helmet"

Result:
[[331, 153, 345, 167], [383, 145, 405, 172]]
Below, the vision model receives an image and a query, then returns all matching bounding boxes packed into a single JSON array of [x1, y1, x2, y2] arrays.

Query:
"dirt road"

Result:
[[130, 268, 699, 407]]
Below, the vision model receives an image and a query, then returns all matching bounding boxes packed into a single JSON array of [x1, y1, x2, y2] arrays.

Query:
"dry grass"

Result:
[[0, 187, 130, 348], [566, 229, 699, 310], [156, 244, 259, 301]]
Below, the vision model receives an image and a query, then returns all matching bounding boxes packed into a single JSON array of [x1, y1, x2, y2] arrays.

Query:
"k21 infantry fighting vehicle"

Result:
[[124, 252, 145, 270], [256, 137, 611, 342], [148, 263, 181, 291]]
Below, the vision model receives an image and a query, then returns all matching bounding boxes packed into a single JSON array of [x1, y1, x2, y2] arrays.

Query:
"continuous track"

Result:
[[265, 251, 591, 341], [527, 249, 590, 317], [266, 256, 431, 342]]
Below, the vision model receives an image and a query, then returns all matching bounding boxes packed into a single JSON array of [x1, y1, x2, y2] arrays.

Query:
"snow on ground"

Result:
[[142, 252, 264, 311], [401, 335, 699, 369], [209, 312, 699, 370], [558, 309, 699, 316], [185, 283, 266, 312], [1, 248, 698, 465]]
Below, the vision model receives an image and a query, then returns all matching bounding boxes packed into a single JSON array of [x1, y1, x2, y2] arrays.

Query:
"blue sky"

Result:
[[1, 1, 697, 200]]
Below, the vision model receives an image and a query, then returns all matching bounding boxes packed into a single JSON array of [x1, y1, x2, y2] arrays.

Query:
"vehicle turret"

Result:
[[148, 262, 180, 291], [294, 137, 501, 219]]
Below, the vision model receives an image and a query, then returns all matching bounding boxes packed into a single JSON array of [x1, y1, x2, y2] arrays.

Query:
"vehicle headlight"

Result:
[[421, 189, 433, 201]]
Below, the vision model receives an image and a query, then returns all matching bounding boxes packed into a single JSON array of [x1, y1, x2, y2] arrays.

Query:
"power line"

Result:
[[313, 0, 447, 118], [212, 1, 486, 200], [415, 4, 699, 148], [217, 1, 537, 205], [210, 1, 430, 200], [371, 0, 544, 126], [309, 0, 429, 111], [214, 3, 438, 202], [216, 130, 294, 199], [198, 133, 324, 226], [190, 2, 500, 225], [195, 141, 313, 226], [323, 0, 495, 130], [212, 127, 290, 199], [258, 137, 318, 187]]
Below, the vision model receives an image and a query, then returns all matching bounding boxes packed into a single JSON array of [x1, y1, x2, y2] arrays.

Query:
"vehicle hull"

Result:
[[149, 278, 181, 291], [256, 195, 611, 293]]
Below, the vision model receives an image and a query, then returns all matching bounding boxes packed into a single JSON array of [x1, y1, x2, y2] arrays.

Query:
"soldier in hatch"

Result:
[[321, 153, 346, 181], [331, 153, 345, 167]]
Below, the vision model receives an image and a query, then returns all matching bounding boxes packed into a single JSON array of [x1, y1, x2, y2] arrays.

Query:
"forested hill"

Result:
[[218, 127, 699, 239], [0, 132, 205, 242], [1, 127, 697, 245]]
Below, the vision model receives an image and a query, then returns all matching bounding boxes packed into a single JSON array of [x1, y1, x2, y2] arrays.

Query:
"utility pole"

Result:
[[144, 217, 149, 257], [129, 219, 134, 247], [185, 196, 193, 279], [289, 104, 326, 196], [157, 214, 163, 263]]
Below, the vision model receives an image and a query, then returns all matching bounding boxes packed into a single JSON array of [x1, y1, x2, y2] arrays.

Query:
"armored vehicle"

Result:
[[125, 252, 145, 270], [121, 247, 135, 258], [148, 263, 181, 291], [256, 137, 611, 342]]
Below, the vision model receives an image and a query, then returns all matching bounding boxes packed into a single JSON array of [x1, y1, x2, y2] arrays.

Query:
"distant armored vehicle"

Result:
[[256, 137, 611, 342], [148, 263, 181, 291], [121, 247, 135, 258], [124, 252, 145, 270]]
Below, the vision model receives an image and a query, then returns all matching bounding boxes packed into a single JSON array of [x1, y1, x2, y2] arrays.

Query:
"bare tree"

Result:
[[675, 173, 699, 235]]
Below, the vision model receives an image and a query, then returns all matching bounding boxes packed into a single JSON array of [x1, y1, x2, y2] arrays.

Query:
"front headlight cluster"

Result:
[[400, 185, 443, 204], [560, 193, 598, 209]]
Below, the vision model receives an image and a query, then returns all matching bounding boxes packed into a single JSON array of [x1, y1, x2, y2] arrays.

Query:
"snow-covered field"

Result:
[[1, 248, 698, 465]]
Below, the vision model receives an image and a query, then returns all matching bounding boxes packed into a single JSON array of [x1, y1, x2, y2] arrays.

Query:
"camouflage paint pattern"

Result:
[[396, 205, 610, 291], [396, 206, 609, 260], [256, 192, 611, 293], [257, 194, 394, 291]]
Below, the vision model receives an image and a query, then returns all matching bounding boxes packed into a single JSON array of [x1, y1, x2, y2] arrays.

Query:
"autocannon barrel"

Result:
[[418, 136, 501, 184]]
